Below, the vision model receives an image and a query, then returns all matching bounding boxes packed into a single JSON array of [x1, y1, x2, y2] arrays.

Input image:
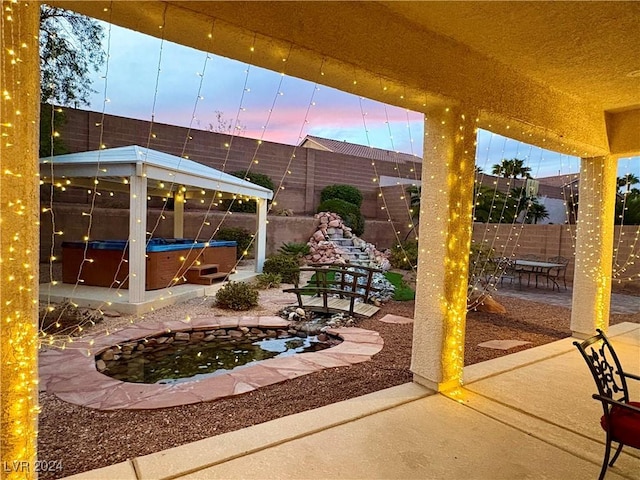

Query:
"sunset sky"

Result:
[[85, 22, 638, 180]]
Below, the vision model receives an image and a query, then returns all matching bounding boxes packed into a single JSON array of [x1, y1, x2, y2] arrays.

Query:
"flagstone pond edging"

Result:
[[38, 316, 383, 410]]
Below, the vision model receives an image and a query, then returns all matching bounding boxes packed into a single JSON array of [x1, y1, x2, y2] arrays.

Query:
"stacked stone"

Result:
[[352, 237, 391, 271], [305, 212, 391, 270], [305, 212, 351, 264]]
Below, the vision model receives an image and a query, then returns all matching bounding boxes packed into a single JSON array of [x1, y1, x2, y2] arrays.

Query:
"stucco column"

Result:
[[255, 198, 267, 272], [128, 171, 148, 303], [411, 106, 476, 391], [0, 2, 40, 476], [570, 156, 618, 338], [173, 191, 184, 239]]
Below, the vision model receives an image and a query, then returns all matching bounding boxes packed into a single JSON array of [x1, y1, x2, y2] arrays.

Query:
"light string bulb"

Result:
[[41, 7, 116, 340]]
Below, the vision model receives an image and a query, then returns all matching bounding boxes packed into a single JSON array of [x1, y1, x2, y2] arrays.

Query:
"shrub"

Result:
[[316, 199, 365, 236], [263, 254, 300, 284], [278, 241, 310, 259], [222, 171, 275, 213], [215, 281, 259, 310], [389, 241, 418, 270], [214, 227, 253, 259], [39, 300, 102, 335], [320, 184, 363, 207], [254, 272, 282, 289]]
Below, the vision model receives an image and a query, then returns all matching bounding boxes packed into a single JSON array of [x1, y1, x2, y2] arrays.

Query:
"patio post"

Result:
[[0, 2, 40, 475], [255, 197, 267, 272], [570, 155, 618, 338], [129, 170, 148, 303], [411, 106, 476, 391], [173, 190, 184, 239]]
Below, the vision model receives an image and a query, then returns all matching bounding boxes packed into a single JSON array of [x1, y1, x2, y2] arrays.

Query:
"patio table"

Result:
[[514, 260, 566, 290]]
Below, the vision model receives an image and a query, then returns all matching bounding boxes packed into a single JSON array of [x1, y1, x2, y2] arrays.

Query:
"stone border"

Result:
[[39, 316, 383, 410]]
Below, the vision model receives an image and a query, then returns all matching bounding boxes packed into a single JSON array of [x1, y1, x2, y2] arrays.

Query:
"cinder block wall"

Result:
[[41, 205, 640, 283], [39, 206, 403, 261], [56, 107, 422, 219]]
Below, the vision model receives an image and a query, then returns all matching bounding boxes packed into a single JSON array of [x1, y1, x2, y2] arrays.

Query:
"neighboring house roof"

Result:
[[300, 135, 422, 164], [536, 173, 580, 189]]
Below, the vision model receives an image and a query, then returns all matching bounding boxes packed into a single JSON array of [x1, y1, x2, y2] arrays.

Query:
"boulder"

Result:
[[470, 294, 507, 314], [313, 230, 326, 242]]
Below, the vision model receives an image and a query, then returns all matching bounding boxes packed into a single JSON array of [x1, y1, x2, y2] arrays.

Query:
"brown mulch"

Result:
[[37, 295, 639, 479]]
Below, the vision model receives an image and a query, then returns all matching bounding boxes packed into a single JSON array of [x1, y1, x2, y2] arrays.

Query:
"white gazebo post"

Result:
[[411, 106, 476, 391], [570, 155, 618, 338], [129, 167, 148, 303], [173, 190, 184, 239], [255, 197, 267, 272]]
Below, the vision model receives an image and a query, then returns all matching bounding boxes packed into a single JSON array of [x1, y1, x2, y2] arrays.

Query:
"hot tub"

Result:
[[61, 238, 237, 290]]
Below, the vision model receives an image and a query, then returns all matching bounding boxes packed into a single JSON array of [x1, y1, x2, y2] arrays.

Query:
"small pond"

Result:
[[97, 328, 340, 384]]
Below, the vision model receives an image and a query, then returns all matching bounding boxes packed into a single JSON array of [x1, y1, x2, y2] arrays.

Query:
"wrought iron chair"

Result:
[[547, 255, 570, 290], [515, 253, 542, 286], [496, 257, 522, 288], [573, 329, 640, 479]]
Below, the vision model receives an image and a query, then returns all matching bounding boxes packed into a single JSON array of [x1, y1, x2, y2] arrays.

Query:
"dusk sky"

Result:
[[85, 22, 638, 180]]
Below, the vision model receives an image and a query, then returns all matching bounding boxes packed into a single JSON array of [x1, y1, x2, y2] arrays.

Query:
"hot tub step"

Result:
[[185, 263, 224, 284], [188, 271, 230, 285]]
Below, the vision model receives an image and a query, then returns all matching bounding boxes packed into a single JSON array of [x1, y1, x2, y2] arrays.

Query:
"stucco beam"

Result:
[[606, 108, 640, 157], [51, 1, 609, 156]]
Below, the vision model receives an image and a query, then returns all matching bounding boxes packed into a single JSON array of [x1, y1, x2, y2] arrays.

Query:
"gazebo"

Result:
[[39, 145, 273, 306]]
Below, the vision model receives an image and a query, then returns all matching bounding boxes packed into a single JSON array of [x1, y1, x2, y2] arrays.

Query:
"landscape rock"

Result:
[[469, 294, 507, 314], [101, 349, 115, 361], [174, 332, 190, 342], [190, 331, 205, 342]]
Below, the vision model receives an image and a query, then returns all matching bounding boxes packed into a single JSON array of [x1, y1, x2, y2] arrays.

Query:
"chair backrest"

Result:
[[573, 329, 630, 405], [548, 255, 570, 266]]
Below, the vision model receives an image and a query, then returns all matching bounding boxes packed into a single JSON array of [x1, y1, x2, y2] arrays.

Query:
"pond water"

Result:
[[102, 335, 333, 384]]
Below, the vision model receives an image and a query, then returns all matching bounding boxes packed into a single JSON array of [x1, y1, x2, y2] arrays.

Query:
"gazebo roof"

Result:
[[40, 145, 273, 200]]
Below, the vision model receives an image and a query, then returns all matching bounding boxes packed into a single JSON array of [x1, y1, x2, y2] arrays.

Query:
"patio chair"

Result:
[[495, 257, 521, 288], [515, 253, 542, 286], [547, 255, 570, 290], [573, 329, 640, 480]]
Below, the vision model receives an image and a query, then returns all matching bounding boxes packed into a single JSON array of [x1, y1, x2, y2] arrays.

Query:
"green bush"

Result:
[[214, 227, 253, 259], [316, 199, 365, 236], [263, 254, 300, 284], [222, 171, 275, 213], [215, 281, 259, 311], [389, 241, 418, 270], [383, 271, 415, 301], [278, 242, 310, 259], [320, 184, 363, 207], [254, 273, 282, 289]]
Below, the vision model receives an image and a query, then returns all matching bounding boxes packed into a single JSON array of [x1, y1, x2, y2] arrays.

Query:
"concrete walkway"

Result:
[[63, 322, 640, 480], [496, 285, 640, 315]]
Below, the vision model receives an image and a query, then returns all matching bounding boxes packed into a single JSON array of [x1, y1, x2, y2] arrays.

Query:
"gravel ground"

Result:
[[37, 288, 640, 479]]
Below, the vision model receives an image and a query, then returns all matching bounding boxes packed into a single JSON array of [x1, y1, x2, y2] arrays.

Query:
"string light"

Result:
[[1, 1, 39, 472]]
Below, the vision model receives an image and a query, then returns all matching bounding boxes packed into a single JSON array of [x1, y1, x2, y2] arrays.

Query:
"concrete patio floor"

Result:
[[62, 322, 640, 480]]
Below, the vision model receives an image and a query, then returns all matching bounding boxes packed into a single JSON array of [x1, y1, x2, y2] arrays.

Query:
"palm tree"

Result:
[[617, 173, 640, 195], [491, 158, 532, 179], [524, 201, 550, 224]]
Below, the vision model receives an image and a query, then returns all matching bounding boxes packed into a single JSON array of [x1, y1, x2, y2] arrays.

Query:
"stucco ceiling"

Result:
[[52, 1, 640, 156], [379, 1, 640, 113]]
